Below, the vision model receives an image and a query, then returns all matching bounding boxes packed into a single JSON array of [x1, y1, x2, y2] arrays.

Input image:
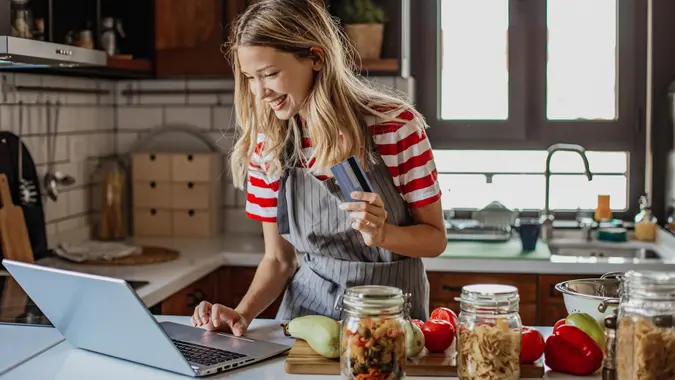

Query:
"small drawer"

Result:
[[132, 153, 172, 181], [172, 209, 217, 237], [133, 208, 172, 237], [133, 181, 172, 208], [171, 153, 220, 183], [170, 182, 214, 210]]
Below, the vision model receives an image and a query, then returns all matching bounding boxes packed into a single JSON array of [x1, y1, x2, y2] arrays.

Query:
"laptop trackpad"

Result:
[[160, 321, 274, 356]]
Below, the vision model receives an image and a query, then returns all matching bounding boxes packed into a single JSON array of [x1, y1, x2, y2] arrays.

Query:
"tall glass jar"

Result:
[[336, 285, 408, 380], [456, 284, 522, 380], [616, 270, 675, 380]]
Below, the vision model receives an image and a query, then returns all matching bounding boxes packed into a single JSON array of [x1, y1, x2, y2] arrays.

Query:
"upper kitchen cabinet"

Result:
[[154, 0, 247, 78]]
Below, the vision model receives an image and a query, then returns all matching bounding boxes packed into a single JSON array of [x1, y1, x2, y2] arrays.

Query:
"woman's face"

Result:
[[238, 46, 320, 120]]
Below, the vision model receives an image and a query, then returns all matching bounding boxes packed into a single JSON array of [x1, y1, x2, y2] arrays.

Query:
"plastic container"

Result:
[[455, 284, 522, 380], [337, 285, 408, 380], [634, 195, 657, 242], [616, 270, 675, 380]]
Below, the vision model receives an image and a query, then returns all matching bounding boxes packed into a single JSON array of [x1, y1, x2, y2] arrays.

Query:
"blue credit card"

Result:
[[330, 156, 373, 202]]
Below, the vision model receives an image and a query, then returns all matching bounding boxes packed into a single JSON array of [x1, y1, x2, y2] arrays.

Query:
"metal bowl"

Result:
[[555, 277, 621, 323]]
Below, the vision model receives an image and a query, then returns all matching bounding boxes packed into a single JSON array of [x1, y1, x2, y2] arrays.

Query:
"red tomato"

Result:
[[520, 327, 545, 363], [553, 319, 566, 332], [411, 319, 425, 329], [421, 320, 455, 353], [429, 307, 458, 328]]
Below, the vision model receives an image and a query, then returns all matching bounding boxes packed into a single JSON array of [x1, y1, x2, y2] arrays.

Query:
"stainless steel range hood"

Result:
[[0, 35, 107, 68]]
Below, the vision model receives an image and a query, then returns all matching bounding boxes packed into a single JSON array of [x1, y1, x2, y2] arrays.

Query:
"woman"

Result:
[[192, 0, 447, 336]]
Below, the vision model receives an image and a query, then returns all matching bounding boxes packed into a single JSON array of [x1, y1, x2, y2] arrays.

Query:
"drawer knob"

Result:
[[187, 182, 194, 189], [150, 181, 156, 188], [187, 154, 193, 161], [150, 208, 157, 215], [187, 289, 206, 308], [150, 154, 156, 161], [188, 209, 195, 216]]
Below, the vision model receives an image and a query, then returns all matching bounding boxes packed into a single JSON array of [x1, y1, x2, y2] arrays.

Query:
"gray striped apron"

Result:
[[275, 142, 430, 321]]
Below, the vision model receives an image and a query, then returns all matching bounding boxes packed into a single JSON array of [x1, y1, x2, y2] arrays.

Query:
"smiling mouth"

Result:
[[269, 95, 287, 110]]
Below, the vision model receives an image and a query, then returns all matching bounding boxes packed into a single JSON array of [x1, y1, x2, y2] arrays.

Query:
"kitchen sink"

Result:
[[548, 246, 662, 260]]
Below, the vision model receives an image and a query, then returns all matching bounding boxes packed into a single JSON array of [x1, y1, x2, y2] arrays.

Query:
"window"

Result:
[[413, 0, 646, 216]]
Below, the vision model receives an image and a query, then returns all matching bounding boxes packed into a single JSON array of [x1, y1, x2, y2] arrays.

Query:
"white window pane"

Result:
[[547, 0, 617, 120], [433, 150, 627, 174], [550, 175, 627, 210], [440, 0, 509, 120]]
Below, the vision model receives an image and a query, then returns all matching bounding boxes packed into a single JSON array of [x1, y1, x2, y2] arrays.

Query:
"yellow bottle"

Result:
[[634, 195, 657, 242], [595, 194, 612, 222]]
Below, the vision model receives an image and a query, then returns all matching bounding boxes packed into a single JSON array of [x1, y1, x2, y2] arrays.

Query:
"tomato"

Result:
[[411, 319, 425, 329], [429, 307, 458, 328], [520, 327, 545, 363], [421, 320, 455, 353], [553, 319, 566, 332]]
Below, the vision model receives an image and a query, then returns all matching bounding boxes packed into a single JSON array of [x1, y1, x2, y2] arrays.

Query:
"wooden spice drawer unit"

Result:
[[131, 152, 222, 238]]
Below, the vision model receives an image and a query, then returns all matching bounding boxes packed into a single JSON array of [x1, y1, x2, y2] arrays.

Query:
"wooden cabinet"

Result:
[[161, 270, 219, 316], [537, 274, 598, 326], [154, 0, 249, 77], [218, 266, 284, 319]]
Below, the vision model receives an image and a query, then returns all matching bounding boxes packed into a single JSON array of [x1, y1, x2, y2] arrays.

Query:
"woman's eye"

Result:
[[265, 72, 278, 78]]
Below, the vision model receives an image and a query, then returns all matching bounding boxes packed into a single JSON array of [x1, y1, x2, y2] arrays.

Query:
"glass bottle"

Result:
[[616, 270, 675, 380], [337, 285, 408, 380], [93, 158, 129, 240], [634, 195, 658, 242], [456, 284, 522, 380]]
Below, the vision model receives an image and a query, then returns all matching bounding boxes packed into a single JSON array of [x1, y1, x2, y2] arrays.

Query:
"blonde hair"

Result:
[[226, 0, 424, 189]]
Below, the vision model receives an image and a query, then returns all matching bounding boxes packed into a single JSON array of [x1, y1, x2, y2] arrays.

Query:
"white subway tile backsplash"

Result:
[[67, 188, 88, 215], [213, 106, 234, 132], [117, 107, 162, 130], [44, 196, 69, 222], [116, 131, 141, 155], [165, 106, 212, 130]]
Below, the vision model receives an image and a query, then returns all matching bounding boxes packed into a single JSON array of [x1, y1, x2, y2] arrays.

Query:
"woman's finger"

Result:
[[197, 301, 211, 324], [351, 191, 383, 207], [350, 211, 383, 226], [352, 220, 380, 235], [340, 202, 386, 217]]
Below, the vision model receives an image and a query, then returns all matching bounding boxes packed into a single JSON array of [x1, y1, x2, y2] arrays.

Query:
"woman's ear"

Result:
[[309, 47, 325, 71]]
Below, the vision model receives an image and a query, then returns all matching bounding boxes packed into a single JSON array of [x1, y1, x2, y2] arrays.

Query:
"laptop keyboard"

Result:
[[172, 339, 248, 367]]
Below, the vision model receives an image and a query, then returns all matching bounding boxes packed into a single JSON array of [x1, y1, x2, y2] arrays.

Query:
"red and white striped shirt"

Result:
[[245, 109, 442, 222]]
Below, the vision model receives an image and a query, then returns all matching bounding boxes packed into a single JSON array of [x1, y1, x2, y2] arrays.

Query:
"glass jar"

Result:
[[616, 270, 675, 380], [336, 285, 408, 380], [456, 284, 522, 380]]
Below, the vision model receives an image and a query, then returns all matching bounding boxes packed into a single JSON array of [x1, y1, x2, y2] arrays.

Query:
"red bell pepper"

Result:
[[544, 325, 603, 376]]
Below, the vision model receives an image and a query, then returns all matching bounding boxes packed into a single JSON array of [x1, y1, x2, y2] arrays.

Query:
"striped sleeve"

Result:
[[371, 110, 442, 208], [245, 133, 280, 222]]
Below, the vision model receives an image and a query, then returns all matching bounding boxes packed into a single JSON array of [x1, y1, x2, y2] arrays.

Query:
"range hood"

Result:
[[0, 36, 107, 68], [0, 0, 107, 69]]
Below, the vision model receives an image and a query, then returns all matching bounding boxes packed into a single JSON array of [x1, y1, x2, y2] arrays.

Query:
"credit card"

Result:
[[330, 156, 373, 202]]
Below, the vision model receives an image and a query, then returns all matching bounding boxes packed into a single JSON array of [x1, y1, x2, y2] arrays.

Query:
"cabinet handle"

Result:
[[150, 208, 157, 215], [188, 209, 195, 216], [150, 153, 156, 161], [150, 181, 156, 188], [187, 154, 193, 161], [187, 182, 194, 189], [187, 289, 206, 308], [442, 285, 463, 293]]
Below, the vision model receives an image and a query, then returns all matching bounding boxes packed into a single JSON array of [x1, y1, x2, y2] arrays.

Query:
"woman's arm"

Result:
[[342, 192, 447, 258], [235, 222, 298, 322]]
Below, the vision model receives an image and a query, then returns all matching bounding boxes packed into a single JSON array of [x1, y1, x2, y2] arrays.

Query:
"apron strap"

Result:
[[276, 120, 298, 236]]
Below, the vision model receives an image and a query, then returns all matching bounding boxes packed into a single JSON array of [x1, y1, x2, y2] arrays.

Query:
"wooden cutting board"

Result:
[[74, 246, 179, 265], [0, 174, 33, 263], [284, 340, 545, 378]]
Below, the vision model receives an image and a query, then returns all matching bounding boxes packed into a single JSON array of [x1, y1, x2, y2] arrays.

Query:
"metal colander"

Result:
[[554, 272, 624, 323]]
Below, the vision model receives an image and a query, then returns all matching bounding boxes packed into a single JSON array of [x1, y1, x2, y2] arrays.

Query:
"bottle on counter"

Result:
[[634, 194, 657, 242], [595, 194, 613, 222], [616, 270, 675, 380], [337, 285, 408, 380], [455, 284, 521, 380]]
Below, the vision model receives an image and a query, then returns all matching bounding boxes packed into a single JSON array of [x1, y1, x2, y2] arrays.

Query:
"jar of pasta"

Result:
[[336, 285, 408, 380], [455, 284, 521, 380], [616, 270, 675, 380]]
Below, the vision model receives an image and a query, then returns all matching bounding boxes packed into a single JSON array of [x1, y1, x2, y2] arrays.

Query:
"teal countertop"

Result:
[[439, 238, 551, 260]]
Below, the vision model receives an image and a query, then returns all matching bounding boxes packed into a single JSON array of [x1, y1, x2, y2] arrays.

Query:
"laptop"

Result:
[[2, 259, 291, 377]]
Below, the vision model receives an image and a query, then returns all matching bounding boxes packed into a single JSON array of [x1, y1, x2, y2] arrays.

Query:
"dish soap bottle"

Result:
[[634, 194, 657, 242]]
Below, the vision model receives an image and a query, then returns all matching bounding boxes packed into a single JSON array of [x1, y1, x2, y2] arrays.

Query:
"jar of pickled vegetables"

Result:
[[455, 284, 522, 380], [336, 285, 409, 380], [616, 270, 675, 380]]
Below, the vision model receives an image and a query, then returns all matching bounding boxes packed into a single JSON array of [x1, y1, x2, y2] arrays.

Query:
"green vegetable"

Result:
[[404, 319, 425, 357], [565, 313, 605, 349]]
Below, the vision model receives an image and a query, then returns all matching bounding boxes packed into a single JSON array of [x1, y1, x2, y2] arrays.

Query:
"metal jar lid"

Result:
[[455, 284, 520, 314], [622, 270, 675, 301], [335, 285, 409, 316]]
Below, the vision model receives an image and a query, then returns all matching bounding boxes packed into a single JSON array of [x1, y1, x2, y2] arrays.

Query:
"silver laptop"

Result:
[[2, 259, 291, 377]]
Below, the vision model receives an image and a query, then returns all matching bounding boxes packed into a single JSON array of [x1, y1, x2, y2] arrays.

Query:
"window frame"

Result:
[[412, 0, 647, 220]]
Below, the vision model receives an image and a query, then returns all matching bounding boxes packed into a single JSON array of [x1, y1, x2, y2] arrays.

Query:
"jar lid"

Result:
[[623, 270, 675, 300], [456, 284, 520, 312], [338, 285, 408, 315]]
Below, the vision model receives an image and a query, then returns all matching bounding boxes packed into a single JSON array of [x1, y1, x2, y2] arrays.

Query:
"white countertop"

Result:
[[0, 316, 596, 380], [0, 324, 63, 376]]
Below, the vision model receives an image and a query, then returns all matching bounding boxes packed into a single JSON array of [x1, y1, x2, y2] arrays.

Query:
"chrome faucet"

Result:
[[541, 143, 594, 242]]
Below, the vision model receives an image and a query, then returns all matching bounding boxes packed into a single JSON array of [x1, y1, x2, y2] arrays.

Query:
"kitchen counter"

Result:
[[15, 228, 675, 311], [0, 316, 595, 379]]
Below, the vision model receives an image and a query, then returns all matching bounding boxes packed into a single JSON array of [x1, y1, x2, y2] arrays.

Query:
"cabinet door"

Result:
[[161, 270, 218, 316], [154, 0, 248, 77]]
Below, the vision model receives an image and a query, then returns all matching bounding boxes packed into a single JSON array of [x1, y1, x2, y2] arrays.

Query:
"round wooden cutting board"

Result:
[[76, 246, 179, 265]]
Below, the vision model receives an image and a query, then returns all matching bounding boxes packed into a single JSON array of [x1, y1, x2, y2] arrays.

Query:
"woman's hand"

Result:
[[192, 301, 249, 336], [339, 191, 388, 247]]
